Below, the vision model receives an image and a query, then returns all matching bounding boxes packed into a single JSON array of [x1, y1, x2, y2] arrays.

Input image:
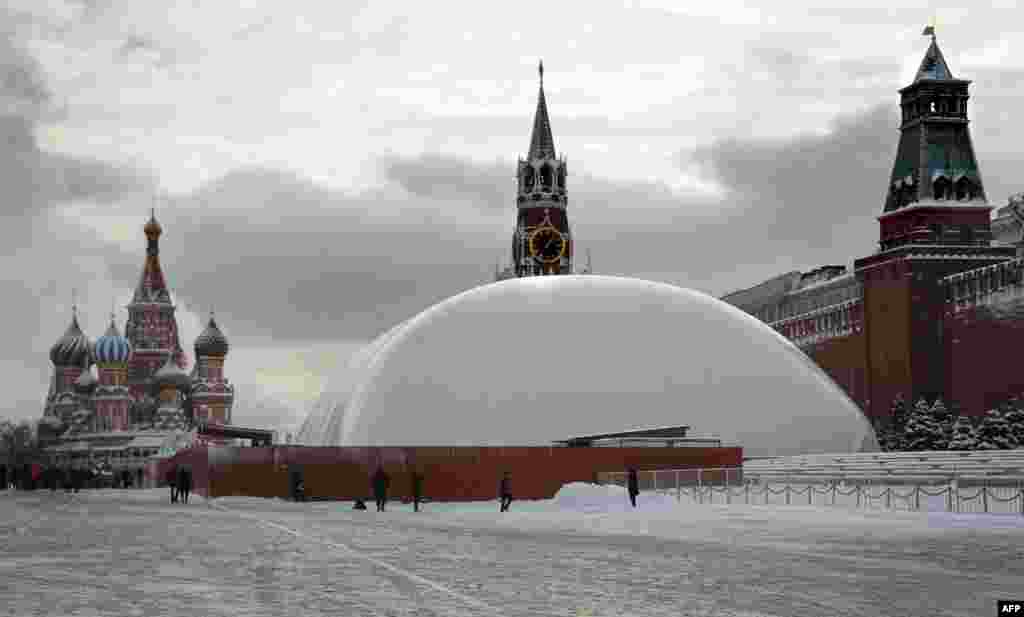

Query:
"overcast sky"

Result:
[[2, 0, 1023, 433]]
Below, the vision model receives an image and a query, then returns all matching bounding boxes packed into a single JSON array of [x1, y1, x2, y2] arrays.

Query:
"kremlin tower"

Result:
[[497, 61, 588, 280]]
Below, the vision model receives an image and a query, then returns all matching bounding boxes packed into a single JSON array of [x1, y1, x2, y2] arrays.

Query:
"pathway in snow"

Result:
[[0, 487, 1021, 616]]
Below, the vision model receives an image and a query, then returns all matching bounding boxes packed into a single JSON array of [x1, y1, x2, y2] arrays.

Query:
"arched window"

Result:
[[557, 165, 566, 189], [933, 176, 951, 200], [540, 164, 553, 190], [955, 177, 974, 201], [522, 166, 534, 191]]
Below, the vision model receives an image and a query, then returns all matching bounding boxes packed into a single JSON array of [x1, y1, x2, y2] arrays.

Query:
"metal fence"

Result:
[[598, 468, 1024, 515]]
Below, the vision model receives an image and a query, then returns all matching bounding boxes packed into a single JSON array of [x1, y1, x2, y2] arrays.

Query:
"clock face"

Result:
[[529, 228, 565, 263]]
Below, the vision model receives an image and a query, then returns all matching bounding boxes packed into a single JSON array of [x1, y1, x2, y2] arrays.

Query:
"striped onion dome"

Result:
[[194, 313, 229, 357], [50, 310, 93, 367], [94, 316, 132, 365], [153, 354, 191, 389]]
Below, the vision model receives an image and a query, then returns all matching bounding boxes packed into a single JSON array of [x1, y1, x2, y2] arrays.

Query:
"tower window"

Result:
[[933, 176, 951, 200], [955, 177, 974, 201], [929, 101, 936, 113], [540, 164, 553, 190], [522, 166, 534, 191]]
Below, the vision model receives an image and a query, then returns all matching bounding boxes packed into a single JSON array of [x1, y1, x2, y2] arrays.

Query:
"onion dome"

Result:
[[94, 315, 133, 365], [153, 354, 191, 390], [143, 209, 162, 239], [50, 309, 93, 367], [194, 313, 229, 357], [74, 367, 98, 394]]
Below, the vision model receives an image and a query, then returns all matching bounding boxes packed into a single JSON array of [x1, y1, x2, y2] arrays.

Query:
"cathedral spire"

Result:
[[528, 59, 556, 160], [133, 210, 171, 304]]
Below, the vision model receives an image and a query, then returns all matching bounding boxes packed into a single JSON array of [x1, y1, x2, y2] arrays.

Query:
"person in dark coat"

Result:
[[627, 468, 639, 508], [167, 467, 178, 503], [177, 467, 191, 504], [184, 469, 192, 504], [499, 472, 512, 512], [410, 470, 423, 512], [372, 467, 390, 512]]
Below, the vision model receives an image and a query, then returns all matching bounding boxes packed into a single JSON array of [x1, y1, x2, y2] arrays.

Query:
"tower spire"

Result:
[[528, 59, 556, 160], [915, 26, 953, 82]]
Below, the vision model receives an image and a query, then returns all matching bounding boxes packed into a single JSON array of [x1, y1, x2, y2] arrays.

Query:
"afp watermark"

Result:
[[998, 600, 1023, 614]]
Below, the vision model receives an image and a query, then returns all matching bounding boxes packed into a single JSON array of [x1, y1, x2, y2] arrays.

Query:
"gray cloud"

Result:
[[124, 105, 903, 346], [688, 104, 896, 254], [0, 24, 157, 421], [384, 153, 510, 210]]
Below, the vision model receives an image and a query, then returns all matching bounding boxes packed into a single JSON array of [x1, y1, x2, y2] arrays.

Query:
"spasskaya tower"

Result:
[[504, 61, 574, 277]]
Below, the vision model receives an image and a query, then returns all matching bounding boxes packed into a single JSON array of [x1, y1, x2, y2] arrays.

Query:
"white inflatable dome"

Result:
[[304, 276, 878, 457], [296, 318, 409, 445]]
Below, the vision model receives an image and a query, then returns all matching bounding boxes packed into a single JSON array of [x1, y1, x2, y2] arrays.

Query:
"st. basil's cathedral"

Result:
[[39, 211, 236, 482]]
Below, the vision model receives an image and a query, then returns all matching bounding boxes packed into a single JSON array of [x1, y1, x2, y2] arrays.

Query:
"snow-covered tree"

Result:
[[1000, 401, 1024, 449], [975, 408, 1016, 450], [876, 394, 910, 451], [947, 415, 978, 450], [874, 420, 900, 451], [903, 397, 944, 451], [929, 398, 953, 450]]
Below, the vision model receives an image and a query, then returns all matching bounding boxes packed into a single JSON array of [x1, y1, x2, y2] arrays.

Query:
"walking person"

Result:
[[177, 467, 191, 504], [183, 469, 192, 504], [627, 467, 639, 508], [410, 470, 423, 512], [499, 471, 512, 512], [167, 467, 178, 503], [372, 467, 390, 512]]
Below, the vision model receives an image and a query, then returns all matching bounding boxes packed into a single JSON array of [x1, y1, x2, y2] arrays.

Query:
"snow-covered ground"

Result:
[[1, 484, 1021, 616]]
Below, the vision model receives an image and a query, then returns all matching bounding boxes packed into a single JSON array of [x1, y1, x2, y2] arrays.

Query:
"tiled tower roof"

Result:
[[528, 60, 556, 160], [914, 37, 954, 82]]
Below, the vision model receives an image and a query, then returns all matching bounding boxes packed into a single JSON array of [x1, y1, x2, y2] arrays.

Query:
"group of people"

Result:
[[352, 468, 515, 513], [364, 467, 427, 512], [166, 467, 193, 504]]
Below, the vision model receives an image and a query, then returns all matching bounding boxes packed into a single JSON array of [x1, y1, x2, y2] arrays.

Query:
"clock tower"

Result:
[[508, 61, 573, 277]]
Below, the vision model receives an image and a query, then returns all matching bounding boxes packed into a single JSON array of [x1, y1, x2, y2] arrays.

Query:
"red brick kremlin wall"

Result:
[[170, 445, 742, 501], [944, 291, 1024, 417]]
